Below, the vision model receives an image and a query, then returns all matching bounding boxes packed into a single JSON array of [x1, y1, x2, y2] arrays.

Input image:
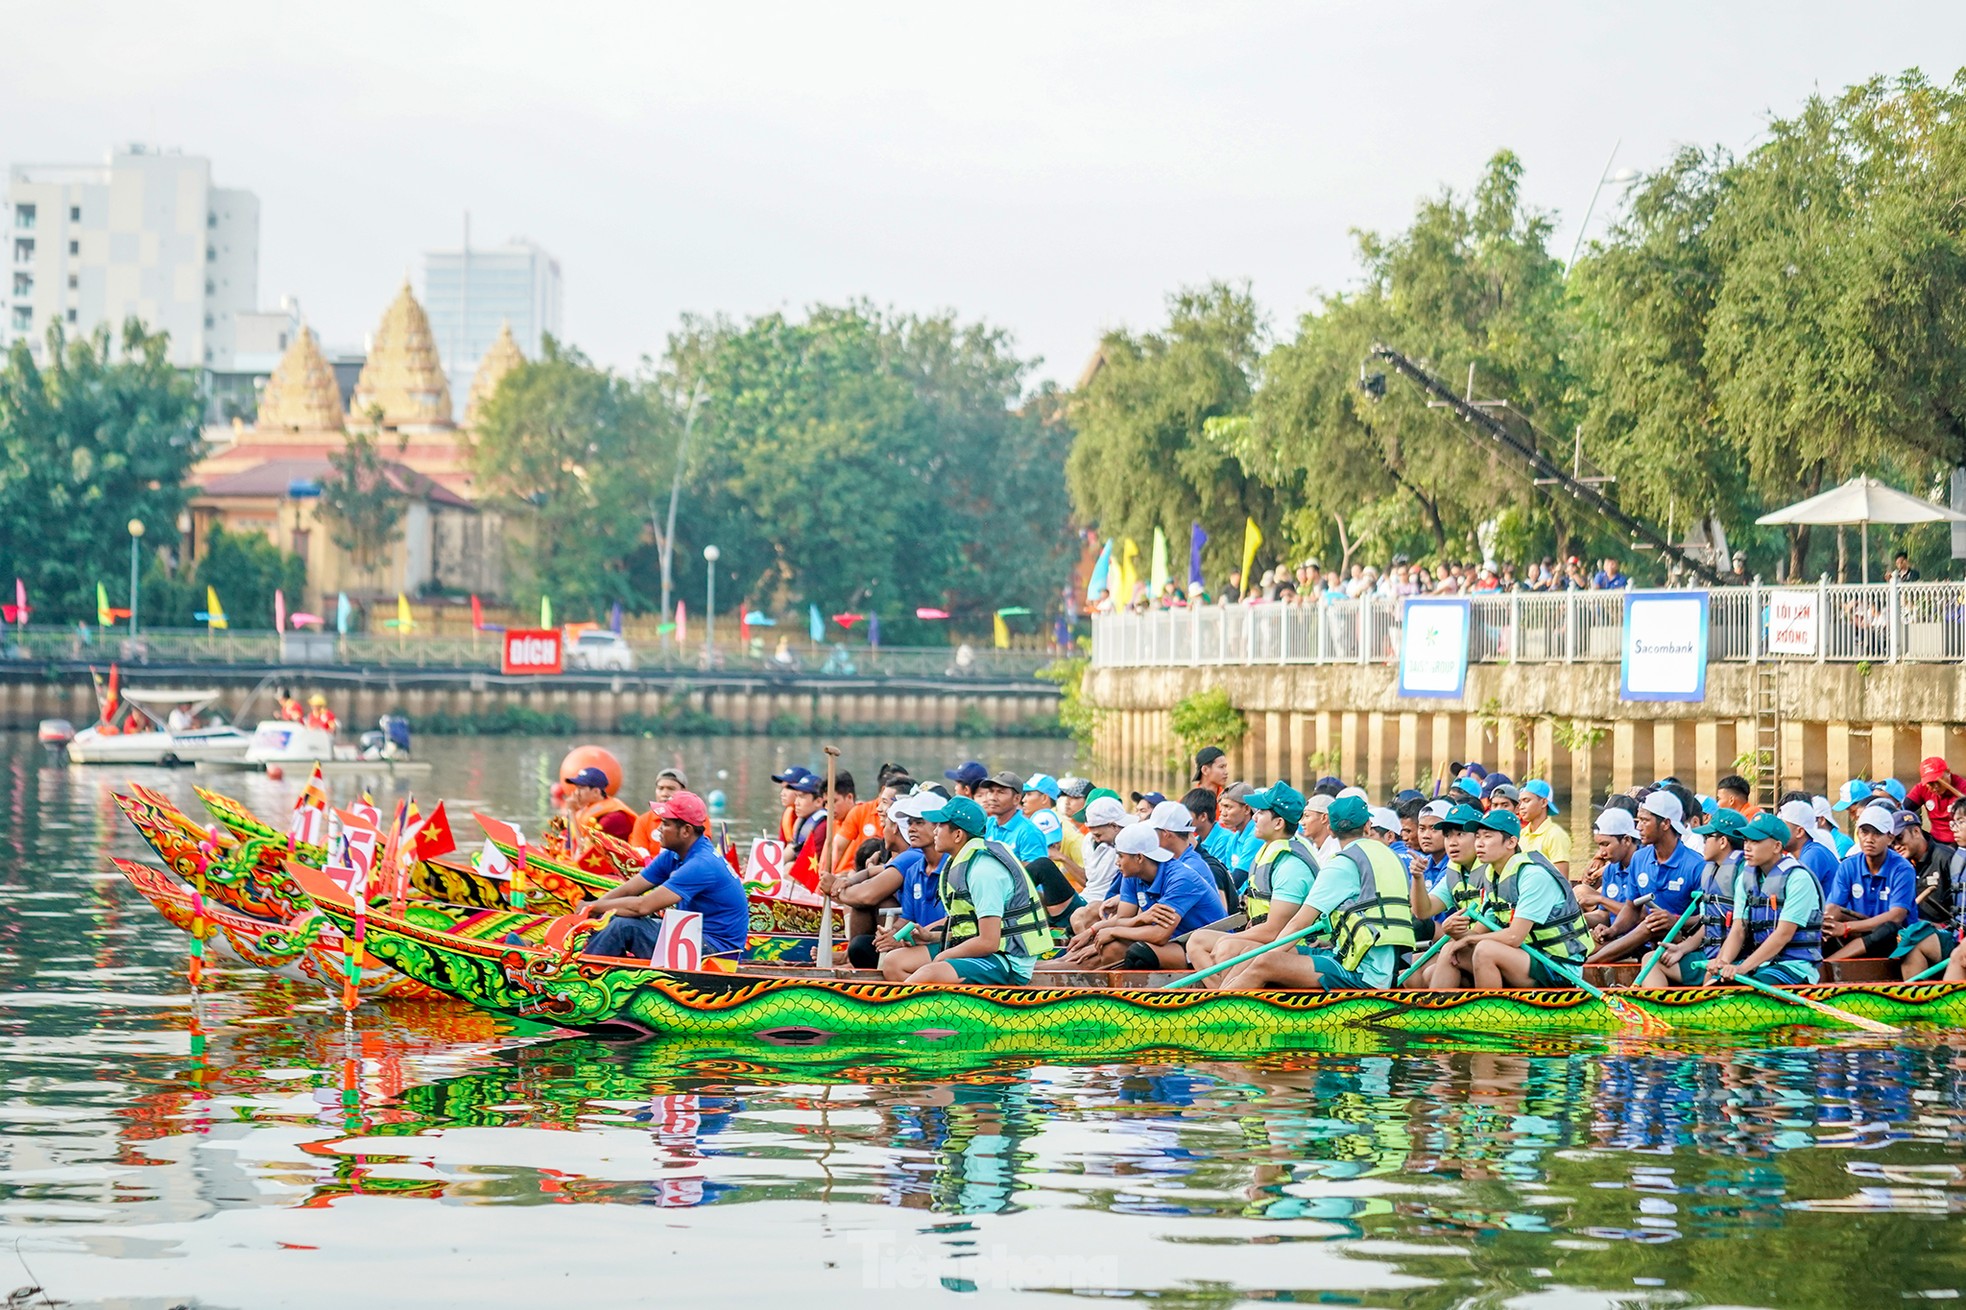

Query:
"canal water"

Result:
[[3, 732, 1964, 1308]]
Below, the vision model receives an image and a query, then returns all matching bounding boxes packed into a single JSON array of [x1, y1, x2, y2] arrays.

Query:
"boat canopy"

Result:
[[119, 689, 225, 709]]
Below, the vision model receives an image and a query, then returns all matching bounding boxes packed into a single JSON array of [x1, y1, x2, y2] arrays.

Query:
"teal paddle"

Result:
[[1633, 892, 1704, 987], [1465, 907, 1669, 1034], [1910, 956, 1953, 983], [1161, 918, 1326, 989], [1395, 932, 1453, 987], [1726, 968, 1900, 1035]]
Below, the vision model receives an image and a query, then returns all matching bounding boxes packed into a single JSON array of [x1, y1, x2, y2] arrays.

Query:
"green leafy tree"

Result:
[[316, 423, 409, 590], [147, 524, 305, 629], [0, 321, 201, 620]]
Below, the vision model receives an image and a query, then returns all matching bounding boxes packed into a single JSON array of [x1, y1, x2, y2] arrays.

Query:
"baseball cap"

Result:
[[771, 766, 814, 785], [1115, 823, 1173, 863], [1812, 795, 1834, 821], [1314, 775, 1346, 794], [565, 766, 611, 789], [943, 761, 988, 787], [1522, 779, 1559, 815], [1148, 799, 1195, 833], [1832, 779, 1872, 812], [1082, 796, 1129, 827], [656, 766, 690, 789], [1058, 775, 1093, 799], [1639, 790, 1687, 835], [1889, 809, 1921, 835], [1130, 790, 1168, 807], [1246, 781, 1307, 826], [981, 769, 1025, 793], [1462, 762, 1489, 780], [1338, 786, 1370, 802], [787, 774, 824, 795], [887, 791, 932, 823], [1367, 805, 1401, 834], [1024, 773, 1061, 800], [1443, 803, 1486, 830], [1776, 799, 1817, 833], [1304, 793, 1334, 815], [1487, 784, 1521, 803], [1476, 810, 1523, 839], [651, 790, 710, 827], [1742, 812, 1792, 843], [1856, 803, 1899, 834], [1193, 745, 1227, 779], [1222, 781, 1255, 805], [1922, 756, 1951, 783], [1394, 788, 1425, 805], [1419, 799, 1453, 822], [1451, 777, 1483, 799], [1328, 795, 1370, 832], [1480, 772, 1515, 796], [1692, 809, 1747, 838], [1594, 808, 1640, 839], [1877, 778, 1908, 804], [922, 795, 989, 837]]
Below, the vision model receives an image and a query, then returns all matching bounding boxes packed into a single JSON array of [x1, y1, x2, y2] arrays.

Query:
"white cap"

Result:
[[1594, 808, 1640, 839], [1083, 796, 1129, 827], [1115, 822, 1173, 861], [1857, 803, 1899, 834], [1367, 806, 1401, 834], [1305, 794, 1333, 814], [1639, 791, 1687, 835], [1776, 799, 1817, 833], [1148, 799, 1195, 833], [1419, 799, 1453, 822], [1812, 795, 1834, 821], [1338, 786, 1370, 802], [888, 791, 931, 822]]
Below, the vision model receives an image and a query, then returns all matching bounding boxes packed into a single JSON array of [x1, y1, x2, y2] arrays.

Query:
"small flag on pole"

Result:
[[1240, 517, 1263, 595], [336, 592, 351, 635], [993, 611, 1011, 649], [540, 595, 553, 629], [395, 593, 413, 633], [1085, 539, 1112, 603], [676, 600, 687, 646], [203, 585, 228, 630], [1189, 522, 1207, 589], [274, 589, 287, 633]]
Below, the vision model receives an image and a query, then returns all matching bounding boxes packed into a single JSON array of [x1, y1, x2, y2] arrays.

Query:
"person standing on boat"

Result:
[[577, 791, 750, 962], [1184, 782, 1318, 983], [1824, 805, 1918, 962], [1215, 795, 1415, 991], [1419, 811, 1587, 990], [1673, 811, 1825, 987], [977, 770, 1051, 865], [1634, 808, 1750, 986], [903, 797, 1049, 985]]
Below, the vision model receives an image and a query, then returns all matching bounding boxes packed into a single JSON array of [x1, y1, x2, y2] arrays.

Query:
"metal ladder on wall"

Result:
[[1752, 663, 1780, 808]]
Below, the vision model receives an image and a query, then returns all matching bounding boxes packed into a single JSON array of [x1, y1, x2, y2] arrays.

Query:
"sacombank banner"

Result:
[[1621, 591, 1708, 702], [1397, 597, 1471, 699]]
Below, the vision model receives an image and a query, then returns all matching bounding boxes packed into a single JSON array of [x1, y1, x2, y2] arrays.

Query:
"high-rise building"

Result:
[[2, 145, 258, 370], [422, 237, 561, 418]]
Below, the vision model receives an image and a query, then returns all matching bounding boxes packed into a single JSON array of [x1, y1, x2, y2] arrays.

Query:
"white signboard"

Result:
[[1397, 598, 1471, 699], [1766, 589, 1819, 656], [1621, 591, 1709, 702]]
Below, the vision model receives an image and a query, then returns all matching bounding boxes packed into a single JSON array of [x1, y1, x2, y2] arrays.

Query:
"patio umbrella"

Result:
[[1754, 475, 1966, 582]]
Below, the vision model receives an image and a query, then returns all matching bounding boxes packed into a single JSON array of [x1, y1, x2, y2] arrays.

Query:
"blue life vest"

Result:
[[1699, 852, 1744, 950], [1738, 854, 1823, 966]]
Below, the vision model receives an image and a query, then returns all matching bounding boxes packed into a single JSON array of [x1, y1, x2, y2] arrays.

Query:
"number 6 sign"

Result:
[[654, 910, 704, 970]]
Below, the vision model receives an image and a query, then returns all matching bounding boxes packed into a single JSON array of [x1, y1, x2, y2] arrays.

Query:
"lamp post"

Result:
[[126, 518, 145, 637], [702, 544, 719, 663], [1567, 140, 1641, 270], [658, 381, 707, 618]]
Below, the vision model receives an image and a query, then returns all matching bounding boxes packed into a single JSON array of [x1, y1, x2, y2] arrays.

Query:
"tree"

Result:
[[146, 524, 305, 629], [465, 338, 667, 616], [316, 424, 409, 590], [0, 320, 201, 620]]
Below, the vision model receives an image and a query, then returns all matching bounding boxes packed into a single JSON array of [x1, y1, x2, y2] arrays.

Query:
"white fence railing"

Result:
[[1090, 580, 1966, 668]]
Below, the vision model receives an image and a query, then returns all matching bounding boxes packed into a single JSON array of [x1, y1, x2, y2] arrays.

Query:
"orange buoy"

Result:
[[557, 746, 623, 797], [266, 764, 284, 781]]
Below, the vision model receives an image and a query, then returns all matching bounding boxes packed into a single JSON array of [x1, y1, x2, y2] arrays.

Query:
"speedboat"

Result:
[[65, 689, 251, 766], [244, 719, 339, 764]]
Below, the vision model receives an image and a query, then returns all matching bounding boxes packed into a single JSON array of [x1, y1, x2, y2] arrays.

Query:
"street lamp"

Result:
[[126, 518, 145, 637], [702, 544, 719, 661], [1567, 140, 1642, 270]]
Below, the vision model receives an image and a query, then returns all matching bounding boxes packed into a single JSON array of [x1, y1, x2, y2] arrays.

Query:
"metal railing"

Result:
[[1091, 580, 1966, 668]]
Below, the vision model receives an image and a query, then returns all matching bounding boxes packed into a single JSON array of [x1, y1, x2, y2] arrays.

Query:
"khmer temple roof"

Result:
[[349, 281, 453, 428], [465, 321, 526, 428], [255, 324, 344, 432]]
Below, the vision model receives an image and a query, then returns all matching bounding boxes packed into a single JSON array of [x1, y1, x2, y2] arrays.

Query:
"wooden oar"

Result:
[[1728, 969, 1900, 1036], [817, 745, 840, 968], [1465, 907, 1669, 1035], [1633, 892, 1704, 987], [1161, 918, 1326, 988]]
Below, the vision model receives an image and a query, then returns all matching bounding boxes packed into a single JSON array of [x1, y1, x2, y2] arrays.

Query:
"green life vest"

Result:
[[1321, 838, 1419, 972], [1434, 859, 1490, 915], [940, 838, 1053, 960], [1245, 836, 1320, 923], [1481, 851, 1590, 962]]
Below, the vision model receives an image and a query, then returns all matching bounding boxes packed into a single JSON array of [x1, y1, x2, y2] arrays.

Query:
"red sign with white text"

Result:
[[501, 628, 563, 675]]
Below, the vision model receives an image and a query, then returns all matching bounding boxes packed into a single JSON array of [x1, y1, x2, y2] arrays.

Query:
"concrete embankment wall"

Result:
[[0, 666, 1061, 735], [1087, 661, 1966, 813]]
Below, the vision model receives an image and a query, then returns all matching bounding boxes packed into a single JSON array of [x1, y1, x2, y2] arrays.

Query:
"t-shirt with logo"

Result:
[[1629, 838, 1702, 915]]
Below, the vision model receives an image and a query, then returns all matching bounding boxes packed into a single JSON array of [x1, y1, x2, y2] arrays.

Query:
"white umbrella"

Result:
[[1755, 474, 1966, 581]]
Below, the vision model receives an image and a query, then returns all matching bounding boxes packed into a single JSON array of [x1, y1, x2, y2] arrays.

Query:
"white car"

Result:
[[566, 629, 634, 671]]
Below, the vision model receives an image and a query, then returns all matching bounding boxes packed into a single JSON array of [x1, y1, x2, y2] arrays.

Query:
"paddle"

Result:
[[1465, 907, 1669, 1035], [1633, 892, 1704, 987], [1395, 932, 1452, 987], [817, 745, 840, 969], [1160, 917, 1328, 989], [1726, 968, 1901, 1036], [1910, 956, 1953, 983]]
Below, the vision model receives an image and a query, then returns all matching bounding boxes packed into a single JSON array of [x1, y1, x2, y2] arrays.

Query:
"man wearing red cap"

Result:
[[576, 790, 750, 961], [1906, 757, 1964, 845]]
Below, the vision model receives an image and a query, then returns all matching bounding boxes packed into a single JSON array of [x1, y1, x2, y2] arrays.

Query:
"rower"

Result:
[[903, 797, 1049, 985], [770, 767, 813, 842], [578, 791, 750, 961], [1580, 807, 1640, 931], [1214, 795, 1416, 991], [1065, 795, 1128, 933], [1408, 803, 1490, 958], [867, 791, 949, 979], [1060, 806, 1226, 969], [629, 767, 692, 855], [1779, 794, 1842, 889], [784, 773, 830, 889], [1678, 810, 1825, 987], [1635, 808, 1749, 987], [1183, 781, 1318, 986], [1419, 810, 1587, 990], [564, 765, 636, 854], [1216, 781, 1262, 882], [1825, 804, 1918, 961], [1182, 789, 1239, 908], [976, 770, 1051, 864], [1020, 774, 1067, 855], [942, 761, 987, 799], [304, 694, 338, 734], [1593, 791, 1701, 962], [1892, 816, 1966, 980]]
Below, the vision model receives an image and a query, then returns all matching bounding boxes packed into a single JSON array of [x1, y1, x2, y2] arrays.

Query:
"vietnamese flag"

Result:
[[414, 801, 457, 860]]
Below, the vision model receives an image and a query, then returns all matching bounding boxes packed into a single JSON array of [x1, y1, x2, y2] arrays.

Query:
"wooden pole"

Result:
[[819, 745, 841, 968]]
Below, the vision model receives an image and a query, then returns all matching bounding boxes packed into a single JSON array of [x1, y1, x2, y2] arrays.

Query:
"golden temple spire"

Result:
[[464, 321, 526, 428], [255, 323, 344, 432], [349, 280, 453, 428]]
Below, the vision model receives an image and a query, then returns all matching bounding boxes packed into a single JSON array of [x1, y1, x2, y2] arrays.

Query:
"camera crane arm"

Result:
[[1366, 343, 1725, 586]]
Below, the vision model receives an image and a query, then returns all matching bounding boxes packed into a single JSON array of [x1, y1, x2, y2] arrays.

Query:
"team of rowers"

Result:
[[559, 742, 1966, 990]]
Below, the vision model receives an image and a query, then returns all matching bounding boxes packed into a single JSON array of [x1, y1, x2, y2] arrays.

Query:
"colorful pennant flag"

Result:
[[336, 592, 350, 636], [540, 595, 553, 629], [289, 764, 329, 847], [868, 613, 881, 648], [411, 800, 456, 861], [203, 585, 228, 630], [676, 600, 687, 646], [1085, 539, 1112, 603], [1149, 525, 1170, 599], [808, 604, 824, 643], [1116, 538, 1140, 607], [274, 589, 287, 633], [1240, 517, 1263, 595], [915, 607, 949, 620], [993, 611, 1010, 649], [395, 594, 413, 633], [4, 578, 28, 626], [1189, 522, 1207, 588]]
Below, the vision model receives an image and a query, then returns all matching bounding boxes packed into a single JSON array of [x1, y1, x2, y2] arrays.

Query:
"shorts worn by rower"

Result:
[[901, 796, 1050, 986], [1416, 809, 1586, 991]]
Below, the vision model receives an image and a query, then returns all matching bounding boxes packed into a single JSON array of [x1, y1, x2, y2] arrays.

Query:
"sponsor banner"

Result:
[[502, 628, 563, 676], [1621, 591, 1709, 702], [1397, 597, 1471, 700], [1766, 588, 1819, 656]]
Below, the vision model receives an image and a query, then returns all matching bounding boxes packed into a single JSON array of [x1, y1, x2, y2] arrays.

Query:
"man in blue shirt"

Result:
[[977, 769, 1051, 864], [578, 791, 750, 962], [1779, 796, 1841, 888], [1826, 804, 1918, 960], [1063, 819, 1225, 969], [1217, 782, 1263, 876], [1629, 790, 1702, 917], [1581, 807, 1640, 930]]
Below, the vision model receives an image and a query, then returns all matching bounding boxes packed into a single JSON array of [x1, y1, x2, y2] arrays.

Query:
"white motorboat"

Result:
[[244, 720, 339, 764], [65, 690, 252, 766]]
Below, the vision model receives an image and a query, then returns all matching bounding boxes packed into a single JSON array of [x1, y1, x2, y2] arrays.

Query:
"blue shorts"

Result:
[[1303, 949, 1373, 991], [926, 944, 1030, 985], [1683, 956, 1818, 986]]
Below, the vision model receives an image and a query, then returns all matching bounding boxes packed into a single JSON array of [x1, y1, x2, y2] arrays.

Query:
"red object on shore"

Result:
[[501, 629, 562, 675]]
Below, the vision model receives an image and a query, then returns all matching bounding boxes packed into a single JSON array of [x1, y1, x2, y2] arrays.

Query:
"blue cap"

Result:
[[1522, 778, 1558, 815], [1462, 762, 1488, 780], [565, 766, 611, 789], [1451, 776, 1482, 799], [771, 766, 814, 785], [1878, 777, 1908, 804], [787, 773, 823, 795], [1023, 773, 1061, 800], [1481, 772, 1515, 796], [1314, 775, 1345, 793], [943, 761, 988, 787], [1832, 779, 1871, 811], [921, 795, 988, 836]]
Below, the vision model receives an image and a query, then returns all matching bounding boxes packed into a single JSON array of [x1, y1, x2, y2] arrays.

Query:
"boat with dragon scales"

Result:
[[289, 861, 1966, 1044]]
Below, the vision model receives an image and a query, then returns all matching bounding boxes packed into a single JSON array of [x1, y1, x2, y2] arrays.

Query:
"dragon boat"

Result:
[[292, 862, 1966, 1044]]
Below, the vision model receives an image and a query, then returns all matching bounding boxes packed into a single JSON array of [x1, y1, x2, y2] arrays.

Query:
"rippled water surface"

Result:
[[4, 731, 1965, 1308]]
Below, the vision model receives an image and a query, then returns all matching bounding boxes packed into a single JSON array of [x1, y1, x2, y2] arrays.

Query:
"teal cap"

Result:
[[921, 795, 988, 837], [1442, 803, 1486, 831], [1522, 778, 1559, 815], [1693, 809, 1748, 838], [1742, 812, 1792, 843], [1476, 810, 1522, 839], [1246, 781, 1306, 826], [1327, 795, 1370, 832]]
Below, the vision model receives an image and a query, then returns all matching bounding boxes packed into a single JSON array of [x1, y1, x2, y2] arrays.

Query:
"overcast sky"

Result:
[[5, 2, 1960, 386]]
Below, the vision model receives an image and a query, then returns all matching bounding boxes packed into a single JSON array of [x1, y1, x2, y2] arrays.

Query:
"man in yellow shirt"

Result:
[[1518, 779, 1572, 876]]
